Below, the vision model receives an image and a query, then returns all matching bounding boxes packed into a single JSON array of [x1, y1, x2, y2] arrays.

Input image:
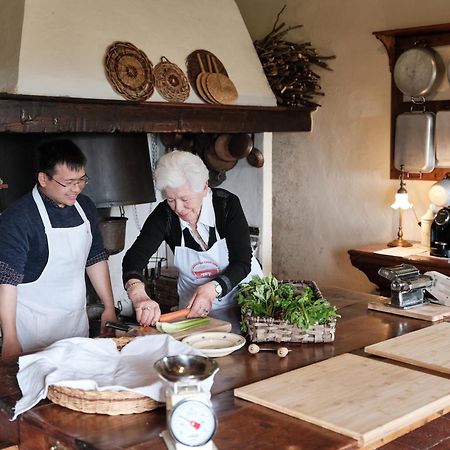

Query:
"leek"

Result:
[[156, 317, 210, 334]]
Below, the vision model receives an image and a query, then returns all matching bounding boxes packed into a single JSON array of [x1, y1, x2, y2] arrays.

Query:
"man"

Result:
[[0, 139, 117, 357]]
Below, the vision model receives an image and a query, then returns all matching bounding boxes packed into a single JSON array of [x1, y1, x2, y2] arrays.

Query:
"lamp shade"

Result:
[[391, 192, 412, 210]]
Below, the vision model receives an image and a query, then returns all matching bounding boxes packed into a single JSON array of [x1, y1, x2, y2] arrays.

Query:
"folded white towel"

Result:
[[13, 334, 214, 420]]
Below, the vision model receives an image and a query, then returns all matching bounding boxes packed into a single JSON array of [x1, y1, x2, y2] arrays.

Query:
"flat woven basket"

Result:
[[243, 280, 337, 343], [104, 41, 154, 101], [47, 336, 161, 415]]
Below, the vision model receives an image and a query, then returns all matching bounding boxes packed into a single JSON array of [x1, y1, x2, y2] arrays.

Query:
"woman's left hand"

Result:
[[187, 282, 215, 318]]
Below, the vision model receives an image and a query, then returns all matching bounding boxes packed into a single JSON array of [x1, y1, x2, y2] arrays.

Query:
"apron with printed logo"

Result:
[[16, 186, 92, 352], [174, 224, 263, 310]]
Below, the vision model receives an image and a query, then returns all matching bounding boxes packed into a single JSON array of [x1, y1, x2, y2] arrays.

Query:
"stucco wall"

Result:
[[6, 0, 275, 106], [236, 0, 449, 293]]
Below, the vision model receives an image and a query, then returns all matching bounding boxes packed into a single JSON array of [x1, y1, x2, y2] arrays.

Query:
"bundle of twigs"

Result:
[[254, 5, 335, 108]]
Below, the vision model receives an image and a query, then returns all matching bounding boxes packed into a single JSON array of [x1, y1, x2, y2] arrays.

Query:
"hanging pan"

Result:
[[393, 45, 444, 98]]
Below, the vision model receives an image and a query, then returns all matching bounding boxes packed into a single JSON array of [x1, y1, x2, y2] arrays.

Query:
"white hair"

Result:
[[155, 150, 209, 194]]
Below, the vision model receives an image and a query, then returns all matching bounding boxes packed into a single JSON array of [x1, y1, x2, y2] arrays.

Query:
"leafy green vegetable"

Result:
[[156, 318, 210, 334], [237, 275, 340, 332]]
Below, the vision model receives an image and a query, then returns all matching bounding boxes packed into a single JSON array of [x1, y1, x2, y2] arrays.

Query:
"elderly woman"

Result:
[[122, 150, 262, 326]]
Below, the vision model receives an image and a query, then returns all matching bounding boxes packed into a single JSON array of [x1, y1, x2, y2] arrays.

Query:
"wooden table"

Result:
[[348, 244, 450, 296], [1, 287, 449, 450]]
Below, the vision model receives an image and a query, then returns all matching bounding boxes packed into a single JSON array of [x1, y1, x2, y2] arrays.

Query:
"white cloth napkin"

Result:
[[13, 334, 215, 420]]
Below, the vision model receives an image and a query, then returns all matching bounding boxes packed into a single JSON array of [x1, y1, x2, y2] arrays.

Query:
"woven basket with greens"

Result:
[[237, 275, 340, 343]]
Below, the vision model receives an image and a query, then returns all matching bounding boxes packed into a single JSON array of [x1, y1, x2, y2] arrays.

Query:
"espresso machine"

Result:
[[430, 207, 450, 257]]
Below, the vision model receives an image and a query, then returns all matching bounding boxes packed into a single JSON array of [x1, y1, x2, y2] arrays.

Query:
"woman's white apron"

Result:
[[174, 223, 263, 310], [16, 186, 92, 352]]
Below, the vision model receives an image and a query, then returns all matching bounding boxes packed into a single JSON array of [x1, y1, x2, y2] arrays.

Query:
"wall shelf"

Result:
[[0, 93, 315, 134], [373, 23, 450, 181]]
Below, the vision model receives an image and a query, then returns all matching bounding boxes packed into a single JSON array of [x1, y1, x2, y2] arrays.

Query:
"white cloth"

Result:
[[13, 334, 215, 420], [16, 186, 92, 352], [175, 220, 263, 310]]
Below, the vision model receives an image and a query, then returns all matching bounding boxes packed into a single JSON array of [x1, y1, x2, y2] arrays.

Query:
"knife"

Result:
[[105, 307, 191, 333]]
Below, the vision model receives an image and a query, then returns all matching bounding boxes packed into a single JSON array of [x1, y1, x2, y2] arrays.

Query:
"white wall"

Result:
[[236, 0, 449, 293], [4, 0, 275, 106]]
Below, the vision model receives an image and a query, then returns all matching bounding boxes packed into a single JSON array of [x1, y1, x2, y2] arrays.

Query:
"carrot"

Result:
[[159, 307, 190, 323]]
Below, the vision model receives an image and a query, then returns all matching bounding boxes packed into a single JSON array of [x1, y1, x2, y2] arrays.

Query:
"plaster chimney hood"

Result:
[[0, 0, 314, 134]]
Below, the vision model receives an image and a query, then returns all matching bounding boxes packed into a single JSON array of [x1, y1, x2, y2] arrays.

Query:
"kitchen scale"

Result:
[[154, 354, 219, 450]]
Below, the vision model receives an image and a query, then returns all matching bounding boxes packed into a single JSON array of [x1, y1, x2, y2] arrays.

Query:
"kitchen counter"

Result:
[[1, 287, 449, 450], [348, 243, 450, 296]]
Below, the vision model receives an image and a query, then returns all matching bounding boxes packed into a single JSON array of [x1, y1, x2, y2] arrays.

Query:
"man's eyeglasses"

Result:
[[46, 173, 90, 189]]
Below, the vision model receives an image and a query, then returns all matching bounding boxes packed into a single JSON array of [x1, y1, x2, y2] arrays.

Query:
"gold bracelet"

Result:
[[126, 281, 144, 291]]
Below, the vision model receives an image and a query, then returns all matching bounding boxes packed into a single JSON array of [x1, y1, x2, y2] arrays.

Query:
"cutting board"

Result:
[[126, 317, 232, 341], [365, 322, 450, 374], [368, 300, 450, 321], [234, 353, 450, 448]]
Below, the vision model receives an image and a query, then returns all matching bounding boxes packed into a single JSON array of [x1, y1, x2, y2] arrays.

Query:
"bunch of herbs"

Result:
[[237, 275, 340, 332]]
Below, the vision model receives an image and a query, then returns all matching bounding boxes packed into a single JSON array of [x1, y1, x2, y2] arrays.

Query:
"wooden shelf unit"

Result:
[[373, 23, 450, 181]]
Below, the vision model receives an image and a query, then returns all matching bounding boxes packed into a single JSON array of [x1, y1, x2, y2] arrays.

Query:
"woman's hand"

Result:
[[126, 281, 161, 326], [187, 282, 215, 318]]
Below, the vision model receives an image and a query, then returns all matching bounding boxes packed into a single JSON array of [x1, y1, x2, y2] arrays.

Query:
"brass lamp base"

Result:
[[387, 238, 412, 247]]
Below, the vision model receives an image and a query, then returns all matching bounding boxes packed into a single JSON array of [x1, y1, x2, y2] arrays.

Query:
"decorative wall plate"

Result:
[[154, 56, 190, 102], [104, 41, 154, 101]]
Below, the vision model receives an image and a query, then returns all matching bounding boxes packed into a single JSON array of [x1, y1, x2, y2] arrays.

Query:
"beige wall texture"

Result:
[[236, 0, 450, 293]]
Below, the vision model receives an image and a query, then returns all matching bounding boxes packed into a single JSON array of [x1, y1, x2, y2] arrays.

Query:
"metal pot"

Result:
[[98, 216, 128, 255]]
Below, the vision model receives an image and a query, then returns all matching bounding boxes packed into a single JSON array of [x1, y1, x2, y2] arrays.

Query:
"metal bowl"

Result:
[[154, 355, 218, 383]]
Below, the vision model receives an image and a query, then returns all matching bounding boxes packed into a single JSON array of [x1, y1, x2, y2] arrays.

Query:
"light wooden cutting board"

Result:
[[127, 317, 232, 341], [234, 353, 450, 448], [365, 322, 450, 374], [368, 300, 450, 321]]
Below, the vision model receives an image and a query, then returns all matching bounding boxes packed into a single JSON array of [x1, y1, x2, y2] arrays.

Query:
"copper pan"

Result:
[[247, 147, 264, 168], [208, 169, 227, 187], [205, 145, 237, 171], [159, 133, 184, 148], [214, 134, 236, 162], [229, 133, 253, 159]]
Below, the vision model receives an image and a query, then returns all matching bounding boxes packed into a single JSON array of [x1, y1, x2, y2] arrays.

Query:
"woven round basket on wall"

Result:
[[154, 56, 190, 102], [104, 41, 154, 101]]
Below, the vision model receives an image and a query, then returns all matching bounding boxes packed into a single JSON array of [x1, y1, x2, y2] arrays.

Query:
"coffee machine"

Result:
[[430, 207, 450, 257]]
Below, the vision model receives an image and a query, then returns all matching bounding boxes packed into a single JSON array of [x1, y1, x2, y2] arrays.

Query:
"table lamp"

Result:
[[388, 165, 413, 247]]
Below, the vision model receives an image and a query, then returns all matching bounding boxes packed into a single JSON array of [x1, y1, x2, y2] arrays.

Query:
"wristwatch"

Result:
[[212, 280, 223, 299]]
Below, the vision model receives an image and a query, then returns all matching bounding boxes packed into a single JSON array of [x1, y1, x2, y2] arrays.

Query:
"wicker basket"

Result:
[[244, 314, 336, 343], [47, 336, 161, 415], [242, 280, 337, 343]]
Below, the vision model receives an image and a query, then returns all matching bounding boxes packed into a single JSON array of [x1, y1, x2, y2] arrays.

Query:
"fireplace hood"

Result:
[[0, 0, 314, 134]]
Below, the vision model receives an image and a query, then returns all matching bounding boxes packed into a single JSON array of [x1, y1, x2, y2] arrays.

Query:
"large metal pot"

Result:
[[98, 216, 128, 255]]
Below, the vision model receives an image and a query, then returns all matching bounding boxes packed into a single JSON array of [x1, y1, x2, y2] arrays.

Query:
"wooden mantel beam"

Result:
[[0, 93, 314, 134]]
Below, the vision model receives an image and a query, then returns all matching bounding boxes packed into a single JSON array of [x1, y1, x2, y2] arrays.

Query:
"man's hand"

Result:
[[1, 336, 22, 358], [99, 306, 118, 336]]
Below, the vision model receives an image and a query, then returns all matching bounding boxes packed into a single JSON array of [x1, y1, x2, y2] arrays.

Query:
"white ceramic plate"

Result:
[[182, 332, 246, 357]]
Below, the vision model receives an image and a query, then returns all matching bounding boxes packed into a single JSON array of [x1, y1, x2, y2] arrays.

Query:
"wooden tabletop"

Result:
[[0, 287, 448, 450]]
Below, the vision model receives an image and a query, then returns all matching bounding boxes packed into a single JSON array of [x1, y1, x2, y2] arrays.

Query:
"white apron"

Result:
[[174, 225, 263, 310], [16, 186, 92, 352]]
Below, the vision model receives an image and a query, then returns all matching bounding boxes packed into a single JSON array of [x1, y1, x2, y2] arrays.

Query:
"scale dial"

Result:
[[169, 399, 217, 447]]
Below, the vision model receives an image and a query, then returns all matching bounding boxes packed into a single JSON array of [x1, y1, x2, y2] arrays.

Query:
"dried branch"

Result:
[[254, 5, 335, 108]]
